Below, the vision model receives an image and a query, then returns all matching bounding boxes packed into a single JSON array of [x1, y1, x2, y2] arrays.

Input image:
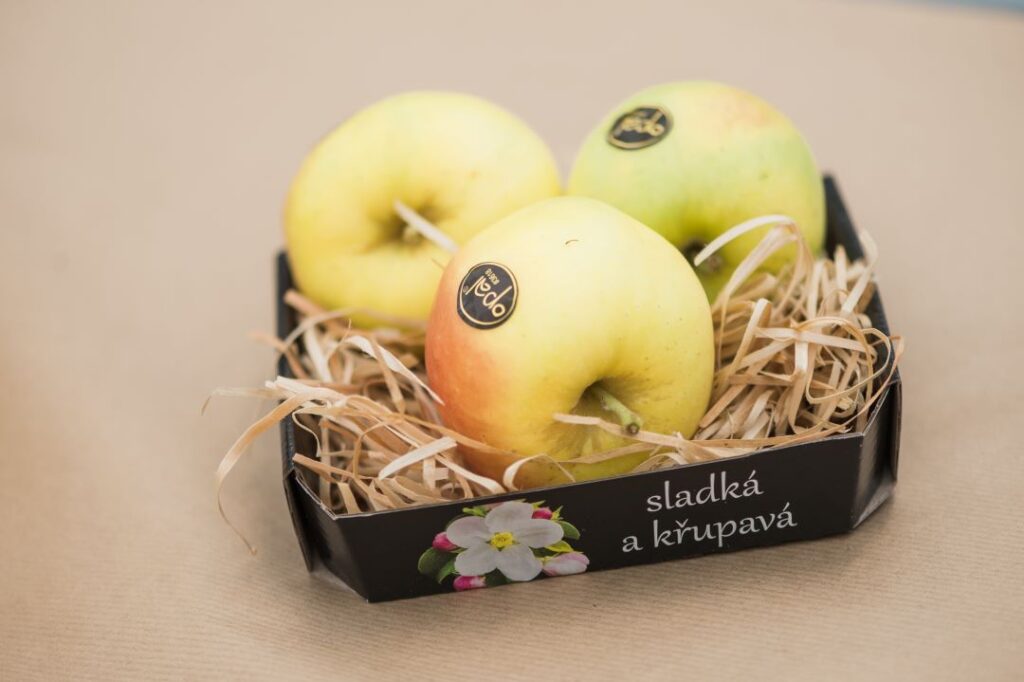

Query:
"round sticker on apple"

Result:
[[606, 106, 672, 149], [457, 262, 518, 329]]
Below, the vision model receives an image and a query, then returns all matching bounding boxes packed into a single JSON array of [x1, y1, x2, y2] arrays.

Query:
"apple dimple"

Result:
[[378, 203, 445, 247], [681, 239, 723, 277]]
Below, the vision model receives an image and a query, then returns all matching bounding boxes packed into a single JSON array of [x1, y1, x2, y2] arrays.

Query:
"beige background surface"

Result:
[[2, 0, 1023, 679]]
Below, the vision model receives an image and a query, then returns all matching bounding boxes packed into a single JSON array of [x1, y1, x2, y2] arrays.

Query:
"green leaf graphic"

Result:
[[558, 520, 580, 540], [436, 557, 457, 584], [485, 571, 508, 587], [417, 548, 449, 577], [545, 540, 574, 554]]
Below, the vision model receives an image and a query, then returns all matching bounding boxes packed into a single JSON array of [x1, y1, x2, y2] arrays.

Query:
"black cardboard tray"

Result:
[[276, 177, 902, 602]]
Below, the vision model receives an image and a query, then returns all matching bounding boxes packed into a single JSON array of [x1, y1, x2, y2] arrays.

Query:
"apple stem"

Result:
[[393, 200, 458, 253], [588, 385, 643, 435]]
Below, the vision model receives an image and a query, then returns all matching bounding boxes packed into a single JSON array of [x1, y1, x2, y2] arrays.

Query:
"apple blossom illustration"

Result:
[[417, 500, 589, 590]]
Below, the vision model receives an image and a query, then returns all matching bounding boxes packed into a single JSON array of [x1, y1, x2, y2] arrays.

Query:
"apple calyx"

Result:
[[393, 200, 458, 253], [587, 384, 643, 435]]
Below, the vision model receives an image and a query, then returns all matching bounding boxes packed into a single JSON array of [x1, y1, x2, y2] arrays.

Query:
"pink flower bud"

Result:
[[453, 575, 487, 591], [432, 532, 457, 552], [531, 507, 553, 519], [542, 552, 590, 577]]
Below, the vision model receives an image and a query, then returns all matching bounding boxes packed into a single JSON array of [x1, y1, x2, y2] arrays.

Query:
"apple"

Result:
[[285, 91, 561, 326], [568, 81, 825, 298], [426, 196, 714, 488]]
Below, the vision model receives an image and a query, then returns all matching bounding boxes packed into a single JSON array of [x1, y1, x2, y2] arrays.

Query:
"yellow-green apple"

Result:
[[426, 196, 714, 488], [285, 91, 561, 326], [568, 81, 824, 299]]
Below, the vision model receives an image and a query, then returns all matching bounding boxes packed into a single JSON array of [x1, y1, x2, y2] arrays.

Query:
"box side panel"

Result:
[[888, 380, 903, 478], [276, 252, 322, 574], [275, 251, 298, 397], [281, 431, 315, 572], [342, 436, 863, 602], [852, 382, 899, 526], [824, 176, 865, 260], [289, 475, 372, 599], [824, 177, 902, 523], [824, 176, 893, 341]]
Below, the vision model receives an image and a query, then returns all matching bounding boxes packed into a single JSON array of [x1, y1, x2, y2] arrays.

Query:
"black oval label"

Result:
[[457, 262, 518, 330], [606, 106, 672, 149]]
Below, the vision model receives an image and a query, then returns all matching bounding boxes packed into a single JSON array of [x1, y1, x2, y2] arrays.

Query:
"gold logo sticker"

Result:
[[606, 106, 672, 149], [457, 262, 518, 329]]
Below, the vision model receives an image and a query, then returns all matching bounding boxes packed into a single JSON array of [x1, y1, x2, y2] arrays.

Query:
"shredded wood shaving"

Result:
[[215, 218, 903, 537]]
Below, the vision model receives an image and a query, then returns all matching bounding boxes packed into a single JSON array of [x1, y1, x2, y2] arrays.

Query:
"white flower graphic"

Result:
[[446, 501, 564, 581]]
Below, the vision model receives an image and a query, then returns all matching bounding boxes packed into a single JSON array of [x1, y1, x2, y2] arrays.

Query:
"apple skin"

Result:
[[285, 91, 561, 326], [568, 81, 824, 299], [426, 196, 714, 488]]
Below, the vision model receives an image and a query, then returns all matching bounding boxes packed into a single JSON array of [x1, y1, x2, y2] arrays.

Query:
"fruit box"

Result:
[[276, 176, 902, 602]]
